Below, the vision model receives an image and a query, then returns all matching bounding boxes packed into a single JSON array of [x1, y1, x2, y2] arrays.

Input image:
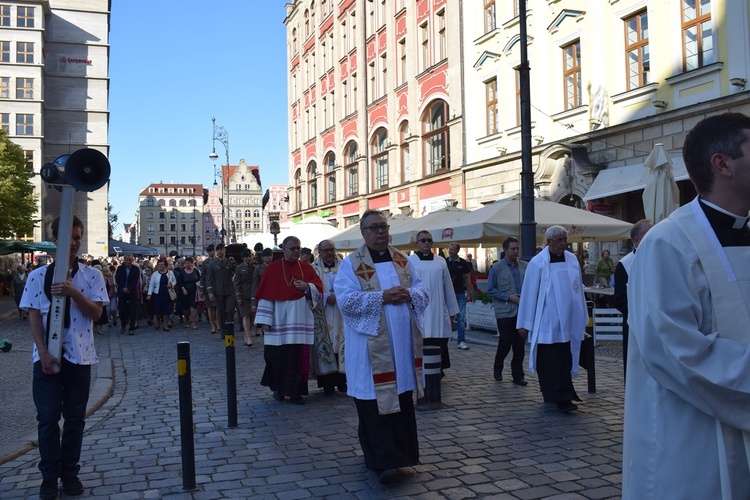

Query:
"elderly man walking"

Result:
[[517, 226, 588, 413], [335, 209, 429, 483], [310, 239, 347, 395]]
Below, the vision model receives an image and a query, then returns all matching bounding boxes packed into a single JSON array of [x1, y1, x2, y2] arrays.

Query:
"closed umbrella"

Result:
[[642, 143, 680, 223]]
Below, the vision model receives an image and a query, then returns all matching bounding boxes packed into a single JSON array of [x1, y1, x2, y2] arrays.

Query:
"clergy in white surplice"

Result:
[[310, 239, 347, 396], [255, 236, 323, 405], [408, 230, 458, 385], [335, 209, 429, 484], [623, 113, 750, 500], [516, 225, 588, 414]]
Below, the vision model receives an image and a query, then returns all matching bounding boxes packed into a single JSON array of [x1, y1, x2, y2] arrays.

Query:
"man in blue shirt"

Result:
[[487, 237, 528, 385]]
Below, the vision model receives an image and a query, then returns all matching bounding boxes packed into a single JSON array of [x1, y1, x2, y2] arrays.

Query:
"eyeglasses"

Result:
[[363, 224, 389, 233], [418, 238, 433, 243], [550, 237, 568, 243]]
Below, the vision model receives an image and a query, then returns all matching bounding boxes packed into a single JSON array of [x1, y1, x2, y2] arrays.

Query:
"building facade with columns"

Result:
[[0, 0, 110, 254], [136, 183, 205, 256], [285, 0, 750, 261]]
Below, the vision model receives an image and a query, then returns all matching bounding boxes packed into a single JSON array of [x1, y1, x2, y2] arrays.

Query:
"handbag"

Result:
[[168, 287, 177, 301]]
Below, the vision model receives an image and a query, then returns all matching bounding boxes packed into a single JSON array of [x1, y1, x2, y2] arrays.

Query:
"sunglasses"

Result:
[[419, 238, 433, 243]]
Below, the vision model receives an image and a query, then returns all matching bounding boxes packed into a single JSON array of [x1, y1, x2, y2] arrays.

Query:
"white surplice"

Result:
[[408, 254, 459, 339], [334, 257, 428, 400], [623, 198, 750, 500], [516, 248, 588, 375], [255, 286, 320, 346]]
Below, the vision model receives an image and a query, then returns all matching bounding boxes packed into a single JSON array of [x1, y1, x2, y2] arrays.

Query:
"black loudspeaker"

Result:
[[40, 148, 111, 192]]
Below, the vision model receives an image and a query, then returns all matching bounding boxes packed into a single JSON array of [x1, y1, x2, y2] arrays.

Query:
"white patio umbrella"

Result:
[[642, 143, 680, 223], [242, 216, 340, 251], [388, 206, 469, 247], [417, 196, 633, 246], [329, 214, 413, 251]]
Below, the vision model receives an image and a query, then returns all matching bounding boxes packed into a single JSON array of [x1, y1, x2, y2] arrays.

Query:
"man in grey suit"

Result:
[[487, 237, 528, 385]]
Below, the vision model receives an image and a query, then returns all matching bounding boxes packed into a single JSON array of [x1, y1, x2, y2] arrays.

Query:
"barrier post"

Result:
[[416, 344, 445, 411], [224, 321, 238, 428], [177, 342, 197, 490]]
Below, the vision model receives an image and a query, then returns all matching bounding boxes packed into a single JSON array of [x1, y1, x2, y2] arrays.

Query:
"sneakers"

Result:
[[39, 478, 57, 500], [62, 475, 84, 496], [457, 342, 470, 350]]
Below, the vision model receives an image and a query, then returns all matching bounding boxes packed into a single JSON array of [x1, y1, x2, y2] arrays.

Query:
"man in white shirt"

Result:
[[408, 230, 459, 386], [335, 209, 429, 483], [623, 112, 750, 499], [21, 215, 109, 499], [517, 226, 588, 414]]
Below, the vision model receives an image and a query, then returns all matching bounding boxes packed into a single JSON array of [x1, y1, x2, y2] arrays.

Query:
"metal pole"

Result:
[[224, 321, 238, 428], [518, 0, 536, 261], [177, 342, 197, 490]]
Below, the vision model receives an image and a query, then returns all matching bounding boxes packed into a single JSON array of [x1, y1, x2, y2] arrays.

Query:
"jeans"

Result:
[[455, 292, 467, 344], [33, 358, 91, 480]]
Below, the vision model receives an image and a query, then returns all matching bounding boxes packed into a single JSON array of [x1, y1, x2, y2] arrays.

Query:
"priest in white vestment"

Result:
[[623, 113, 750, 500], [517, 225, 588, 414], [310, 239, 347, 395], [255, 236, 323, 405], [335, 209, 429, 484], [408, 230, 459, 385]]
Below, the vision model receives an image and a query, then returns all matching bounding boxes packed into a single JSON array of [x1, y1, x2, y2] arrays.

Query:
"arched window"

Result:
[[179, 199, 186, 206], [308, 160, 318, 208], [324, 151, 336, 203], [245, 209, 251, 217], [169, 199, 176, 207], [253, 209, 260, 218], [146, 198, 155, 206], [344, 141, 358, 197], [294, 169, 302, 212], [399, 121, 410, 183], [292, 28, 297, 54], [371, 128, 389, 190], [304, 9, 310, 38], [422, 100, 449, 174], [158, 199, 165, 206], [235, 209, 242, 218]]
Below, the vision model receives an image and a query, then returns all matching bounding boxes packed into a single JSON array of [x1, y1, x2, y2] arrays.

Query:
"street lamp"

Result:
[[210, 116, 230, 244], [268, 211, 281, 248]]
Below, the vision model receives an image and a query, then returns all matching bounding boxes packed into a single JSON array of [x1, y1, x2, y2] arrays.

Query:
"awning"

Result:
[[583, 156, 689, 201]]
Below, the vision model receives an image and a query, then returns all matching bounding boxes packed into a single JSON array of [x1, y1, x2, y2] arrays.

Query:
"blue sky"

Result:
[[108, 1, 290, 228]]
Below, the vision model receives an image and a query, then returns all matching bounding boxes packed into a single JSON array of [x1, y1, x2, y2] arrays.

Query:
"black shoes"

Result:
[[493, 371, 502, 381], [324, 387, 335, 396], [512, 379, 528, 386], [290, 396, 305, 405], [376, 468, 398, 484], [556, 401, 578, 413], [273, 391, 284, 402], [62, 476, 84, 496], [39, 478, 57, 500]]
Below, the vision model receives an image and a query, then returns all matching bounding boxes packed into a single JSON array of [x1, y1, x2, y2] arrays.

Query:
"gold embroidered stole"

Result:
[[311, 257, 342, 375], [350, 244, 423, 414]]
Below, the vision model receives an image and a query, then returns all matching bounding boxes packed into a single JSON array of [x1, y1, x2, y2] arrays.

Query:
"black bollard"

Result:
[[580, 304, 597, 393], [417, 344, 445, 411], [177, 342, 197, 490], [225, 321, 238, 428]]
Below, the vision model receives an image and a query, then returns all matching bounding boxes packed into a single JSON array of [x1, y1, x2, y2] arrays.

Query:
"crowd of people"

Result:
[[16, 112, 750, 498]]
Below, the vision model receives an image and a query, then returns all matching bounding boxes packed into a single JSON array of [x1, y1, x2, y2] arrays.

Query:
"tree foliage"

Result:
[[0, 130, 37, 238], [108, 202, 118, 239]]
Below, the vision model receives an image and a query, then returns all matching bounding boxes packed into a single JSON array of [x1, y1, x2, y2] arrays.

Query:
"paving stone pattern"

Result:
[[0, 318, 625, 499]]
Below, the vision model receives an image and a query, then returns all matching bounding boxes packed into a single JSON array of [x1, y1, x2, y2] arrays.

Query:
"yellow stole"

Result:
[[350, 244, 423, 414]]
